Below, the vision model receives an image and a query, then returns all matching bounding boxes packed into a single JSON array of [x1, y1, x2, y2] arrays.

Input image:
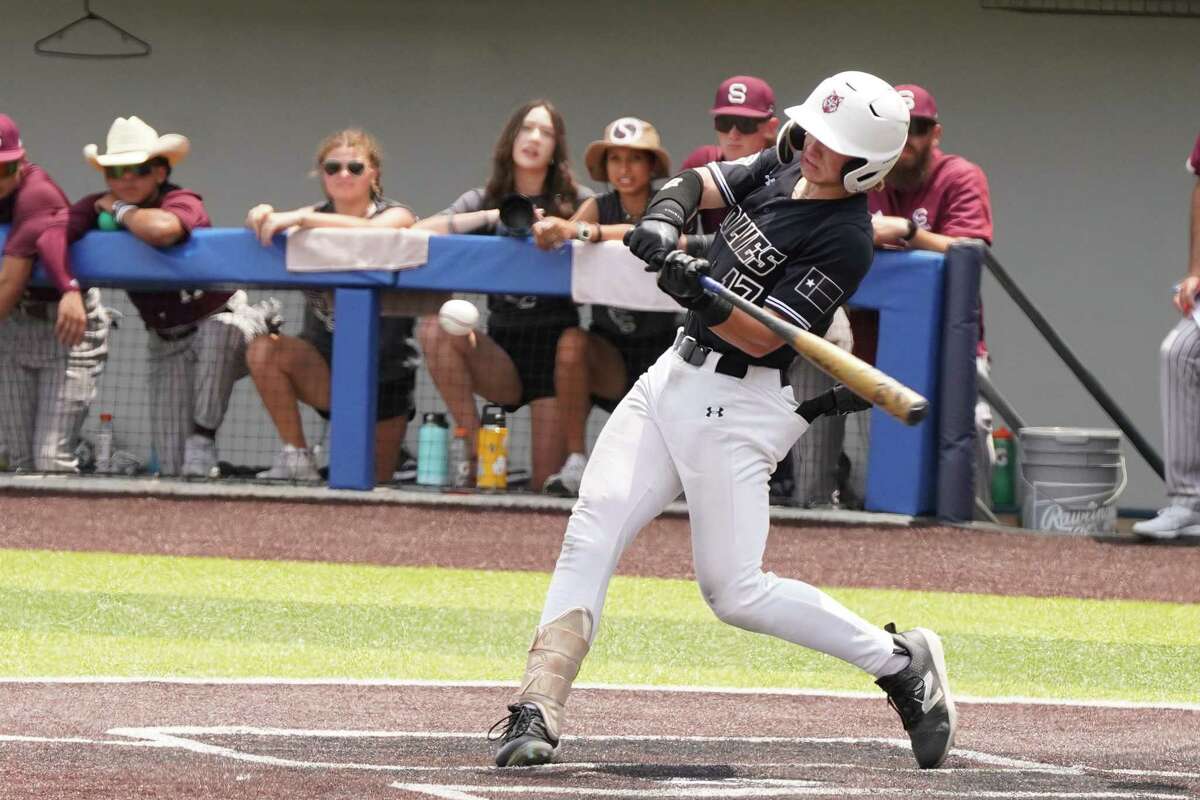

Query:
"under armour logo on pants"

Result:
[[706, 406, 724, 418]]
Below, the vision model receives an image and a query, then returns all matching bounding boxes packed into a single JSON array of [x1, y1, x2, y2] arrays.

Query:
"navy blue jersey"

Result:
[[684, 149, 874, 369]]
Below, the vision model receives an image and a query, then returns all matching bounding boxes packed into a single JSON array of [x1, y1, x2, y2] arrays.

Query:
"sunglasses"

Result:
[[714, 115, 764, 135], [909, 118, 937, 137], [322, 160, 366, 177], [104, 163, 155, 179], [0, 161, 20, 177]]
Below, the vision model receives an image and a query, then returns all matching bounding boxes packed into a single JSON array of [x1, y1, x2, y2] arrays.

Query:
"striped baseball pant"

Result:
[[1160, 318, 1200, 509], [148, 291, 273, 475], [0, 289, 110, 472]]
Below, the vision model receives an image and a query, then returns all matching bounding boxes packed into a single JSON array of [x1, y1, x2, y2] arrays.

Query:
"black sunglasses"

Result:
[[104, 163, 155, 179], [0, 160, 20, 177], [714, 115, 763, 135], [909, 118, 937, 137], [323, 160, 366, 177]]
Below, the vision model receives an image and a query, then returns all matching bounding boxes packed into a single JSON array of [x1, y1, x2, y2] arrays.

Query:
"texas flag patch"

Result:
[[793, 267, 844, 314]]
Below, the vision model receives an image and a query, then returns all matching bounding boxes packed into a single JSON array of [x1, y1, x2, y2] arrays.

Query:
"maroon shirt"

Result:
[[0, 163, 78, 301], [68, 183, 232, 329], [1188, 132, 1200, 175], [868, 148, 993, 244], [681, 144, 731, 234]]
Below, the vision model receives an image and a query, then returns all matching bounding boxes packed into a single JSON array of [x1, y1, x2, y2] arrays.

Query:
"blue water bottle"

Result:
[[416, 412, 450, 486]]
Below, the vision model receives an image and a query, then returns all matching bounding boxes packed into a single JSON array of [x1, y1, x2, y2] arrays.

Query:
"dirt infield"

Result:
[[3, 491, 1200, 798], [3, 493, 1199, 602]]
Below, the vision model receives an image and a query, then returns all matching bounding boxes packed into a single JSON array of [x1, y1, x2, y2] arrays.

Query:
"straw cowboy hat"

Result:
[[83, 116, 190, 171], [583, 117, 671, 182]]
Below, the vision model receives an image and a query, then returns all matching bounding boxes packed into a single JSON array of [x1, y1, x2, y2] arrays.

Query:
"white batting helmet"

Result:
[[777, 71, 909, 193]]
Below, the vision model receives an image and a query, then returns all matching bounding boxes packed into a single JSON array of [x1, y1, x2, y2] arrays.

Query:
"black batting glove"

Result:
[[623, 220, 681, 271], [656, 251, 711, 308]]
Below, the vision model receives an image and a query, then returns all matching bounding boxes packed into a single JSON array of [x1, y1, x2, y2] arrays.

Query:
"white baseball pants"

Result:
[[0, 289, 110, 471], [540, 344, 900, 677], [148, 291, 272, 475]]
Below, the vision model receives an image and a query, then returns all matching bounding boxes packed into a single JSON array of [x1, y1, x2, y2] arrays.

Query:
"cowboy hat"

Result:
[[583, 117, 671, 183], [83, 116, 190, 171]]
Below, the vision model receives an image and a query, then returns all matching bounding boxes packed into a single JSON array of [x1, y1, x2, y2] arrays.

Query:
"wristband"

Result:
[[112, 201, 137, 227], [901, 218, 918, 242], [692, 293, 734, 327]]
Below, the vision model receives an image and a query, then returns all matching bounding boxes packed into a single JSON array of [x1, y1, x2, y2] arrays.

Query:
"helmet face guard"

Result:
[[780, 71, 909, 193]]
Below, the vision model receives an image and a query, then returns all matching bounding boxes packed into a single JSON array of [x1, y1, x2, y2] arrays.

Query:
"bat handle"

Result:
[[699, 275, 721, 294]]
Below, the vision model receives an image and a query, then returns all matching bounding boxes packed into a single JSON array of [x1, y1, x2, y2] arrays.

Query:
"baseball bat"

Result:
[[698, 274, 929, 425]]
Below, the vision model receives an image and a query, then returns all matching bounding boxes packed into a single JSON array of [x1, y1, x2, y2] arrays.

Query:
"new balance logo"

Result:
[[706, 406, 724, 418], [921, 671, 943, 713]]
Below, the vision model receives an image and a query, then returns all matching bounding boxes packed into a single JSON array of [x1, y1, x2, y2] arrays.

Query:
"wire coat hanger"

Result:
[[35, 0, 152, 59]]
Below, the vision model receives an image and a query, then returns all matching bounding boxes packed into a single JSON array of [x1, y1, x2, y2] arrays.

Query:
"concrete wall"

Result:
[[3, 1, 1197, 506]]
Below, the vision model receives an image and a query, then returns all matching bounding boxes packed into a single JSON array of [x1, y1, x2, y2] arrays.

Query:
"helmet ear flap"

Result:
[[776, 119, 806, 164]]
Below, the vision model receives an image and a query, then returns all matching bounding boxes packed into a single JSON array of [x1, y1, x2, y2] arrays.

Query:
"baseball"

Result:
[[438, 299, 480, 336]]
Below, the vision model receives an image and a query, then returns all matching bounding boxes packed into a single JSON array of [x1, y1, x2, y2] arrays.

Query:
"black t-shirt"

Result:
[[587, 190, 682, 342], [684, 149, 874, 368], [440, 186, 590, 330], [300, 197, 419, 382]]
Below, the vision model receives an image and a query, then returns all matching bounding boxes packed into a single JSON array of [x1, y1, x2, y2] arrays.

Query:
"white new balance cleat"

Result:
[[181, 434, 219, 478], [543, 453, 587, 497], [257, 445, 321, 482], [1132, 505, 1200, 540]]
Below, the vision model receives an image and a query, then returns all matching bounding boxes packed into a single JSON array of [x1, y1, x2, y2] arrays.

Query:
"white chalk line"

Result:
[[390, 785, 1191, 799], [4, 676, 1197, 712]]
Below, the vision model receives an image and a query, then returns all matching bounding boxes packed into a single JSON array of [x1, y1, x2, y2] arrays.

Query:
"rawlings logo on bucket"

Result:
[[822, 92, 843, 113], [1034, 501, 1116, 534]]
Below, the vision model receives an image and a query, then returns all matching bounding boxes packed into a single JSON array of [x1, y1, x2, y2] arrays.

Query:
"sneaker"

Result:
[[1132, 505, 1200, 539], [393, 445, 418, 483], [182, 435, 218, 478], [489, 702, 558, 767], [256, 445, 321, 481], [543, 453, 587, 497], [875, 623, 957, 769]]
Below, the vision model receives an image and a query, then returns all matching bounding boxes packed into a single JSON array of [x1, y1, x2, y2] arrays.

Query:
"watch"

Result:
[[576, 222, 595, 242], [901, 218, 919, 242]]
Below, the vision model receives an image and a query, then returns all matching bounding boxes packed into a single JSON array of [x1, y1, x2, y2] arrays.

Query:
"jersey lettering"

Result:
[[720, 206, 786, 277], [722, 267, 765, 304], [727, 83, 747, 104]]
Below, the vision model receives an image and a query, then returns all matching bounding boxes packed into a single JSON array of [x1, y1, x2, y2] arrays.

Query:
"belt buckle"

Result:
[[676, 335, 711, 367]]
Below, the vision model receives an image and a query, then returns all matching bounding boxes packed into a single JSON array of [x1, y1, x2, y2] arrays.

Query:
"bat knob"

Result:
[[905, 399, 930, 426]]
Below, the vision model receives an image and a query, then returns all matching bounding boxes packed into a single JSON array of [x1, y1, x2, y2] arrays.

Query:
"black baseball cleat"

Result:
[[875, 622, 958, 769], [489, 702, 558, 767]]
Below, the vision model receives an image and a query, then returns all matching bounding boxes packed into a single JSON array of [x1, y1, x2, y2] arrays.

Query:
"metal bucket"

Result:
[[1018, 427, 1126, 535]]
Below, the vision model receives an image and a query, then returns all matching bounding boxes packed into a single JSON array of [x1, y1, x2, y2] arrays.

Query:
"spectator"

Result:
[[859, 84, 995, 508], [1133, 131, 1200, 539], [245, 129, 419, 483], [415, 99, 590, 490], [0, 113, 110, 472], [682, 76, 849, 506], [68, 116, 278, 477], [531, 117, 688, 496]]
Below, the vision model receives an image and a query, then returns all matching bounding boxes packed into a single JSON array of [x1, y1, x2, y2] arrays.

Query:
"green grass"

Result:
[[1, 548, 1196, 703]]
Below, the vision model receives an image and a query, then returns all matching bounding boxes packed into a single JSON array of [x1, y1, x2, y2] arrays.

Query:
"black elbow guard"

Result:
[[643, 169, 704, 228]]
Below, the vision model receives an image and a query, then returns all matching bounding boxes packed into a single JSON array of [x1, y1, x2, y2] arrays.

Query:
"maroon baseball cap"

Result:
[[710, 75, 776, 118], [895, 84, 938, 121], [0, 114, 25, 162]]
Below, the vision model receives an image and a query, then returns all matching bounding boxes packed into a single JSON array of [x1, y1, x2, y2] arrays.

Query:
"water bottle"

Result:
[[449, 426, 472, 489], [416, 412, 450, 486], [991, 427, 1016, 512], [476, 404, 509, 491], [95, 413, 114, 474]]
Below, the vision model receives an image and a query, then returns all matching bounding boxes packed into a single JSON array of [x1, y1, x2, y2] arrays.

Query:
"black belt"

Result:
[[673, 334, 788, 386], [150, 324, 198, 342]]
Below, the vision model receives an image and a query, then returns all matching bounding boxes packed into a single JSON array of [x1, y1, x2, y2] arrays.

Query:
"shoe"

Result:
[[543, 453, 587, 497], [875, 623, 957, 769], [489, 702, 558, 767], [1132, 505, 1200, 539], [182, 435, 218, 478], [393, 445, 417, 483], [256, 445, 321, 481]]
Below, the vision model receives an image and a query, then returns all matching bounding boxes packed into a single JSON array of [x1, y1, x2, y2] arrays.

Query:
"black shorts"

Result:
[[304, 334, 417, 423], [488, 322, 572, 410], [588, 327, 674, 413]]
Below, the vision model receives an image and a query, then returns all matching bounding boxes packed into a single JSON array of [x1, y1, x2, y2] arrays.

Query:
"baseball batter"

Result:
[[69, 116, 276, 477], [0, 113, 110, 472], [490, 72, 957, 771], [1133, 131, 1200, 539]]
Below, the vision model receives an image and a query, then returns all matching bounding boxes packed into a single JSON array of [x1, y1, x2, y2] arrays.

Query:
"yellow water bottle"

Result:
[[476, 403, 509, 491]]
